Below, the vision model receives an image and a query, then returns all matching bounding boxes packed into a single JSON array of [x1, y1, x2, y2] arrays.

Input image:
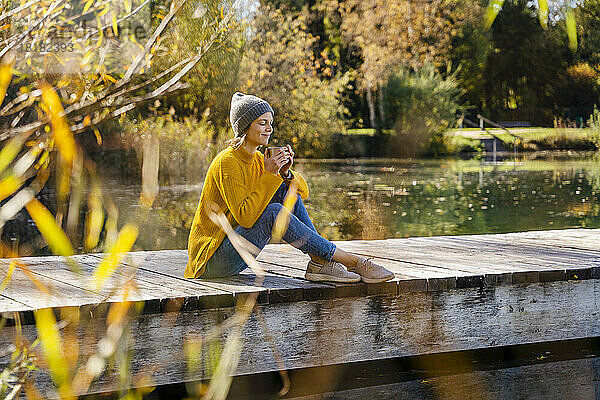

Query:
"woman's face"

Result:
[[245, 112, 273, 147]]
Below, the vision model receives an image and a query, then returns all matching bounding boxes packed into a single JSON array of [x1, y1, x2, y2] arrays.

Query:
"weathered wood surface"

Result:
[[284, 357, 600, 400], [2, 279, 600, 397], [0, 229, 597, 320], [0, 228, 598, 397]]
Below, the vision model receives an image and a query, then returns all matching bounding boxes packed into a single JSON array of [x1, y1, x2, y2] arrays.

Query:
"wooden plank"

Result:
[[240, 263, 338, 300], [261, 244, 457, 292], [8, 256, 193, 314], [96, 250, 343, 305], [333, 240, 508, 288], [368, 237, 583, 271], [430, 230, 600, 255], [381, 236, 594, 275], [75, 254, 234, 310], [3, 278, 599, 397], [283, 357, 600, 400], [423, 236, 599, 270], [333, 239, 520, 273], [0, 259, 106, 310], [260, 244, 431, 294], [496, 229, 600, 252], [258, 246, 400, 296], [342, 238, 577, 286], [88, 251, 270, 306]]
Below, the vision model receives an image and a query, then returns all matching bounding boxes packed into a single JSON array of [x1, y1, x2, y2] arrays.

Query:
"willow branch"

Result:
[[0, 0, 65, 60]]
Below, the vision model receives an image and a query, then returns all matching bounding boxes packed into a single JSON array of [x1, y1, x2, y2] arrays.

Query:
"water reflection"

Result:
[[303, 153, 599, 241], [3, 152, 599, 254]]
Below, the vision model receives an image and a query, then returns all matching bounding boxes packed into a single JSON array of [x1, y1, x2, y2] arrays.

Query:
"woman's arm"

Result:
[[217, 156, 283, 228], [285, 170, 309, 200], [277, 145, 309, 199]]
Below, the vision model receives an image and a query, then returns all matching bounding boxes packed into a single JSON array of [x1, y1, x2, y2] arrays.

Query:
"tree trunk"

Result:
[[366, 84, 376, 129], [378, 86, 385, 128]]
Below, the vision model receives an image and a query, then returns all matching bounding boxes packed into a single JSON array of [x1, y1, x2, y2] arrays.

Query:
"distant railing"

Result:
[[458, 114, 522, 161]]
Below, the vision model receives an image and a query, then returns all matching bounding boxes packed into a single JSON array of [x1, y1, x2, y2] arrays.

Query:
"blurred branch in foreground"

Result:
[[0, 0, 248, 397]]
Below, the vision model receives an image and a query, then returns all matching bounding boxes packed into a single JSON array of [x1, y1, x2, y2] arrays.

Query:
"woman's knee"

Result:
[[263, 202, 285, 222]]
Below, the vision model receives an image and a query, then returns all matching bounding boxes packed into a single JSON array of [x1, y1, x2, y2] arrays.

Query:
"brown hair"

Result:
[[225, 133, 246, 148]]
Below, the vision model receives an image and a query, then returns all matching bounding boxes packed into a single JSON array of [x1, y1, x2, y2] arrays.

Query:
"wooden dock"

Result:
[[0, 229, 599, 398]]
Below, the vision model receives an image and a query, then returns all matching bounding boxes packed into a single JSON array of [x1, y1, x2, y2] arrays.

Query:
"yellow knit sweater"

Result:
[[185, 145, 310, 278]]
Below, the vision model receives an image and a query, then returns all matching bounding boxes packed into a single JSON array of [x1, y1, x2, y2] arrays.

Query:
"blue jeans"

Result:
[[201, 182, 337, 278]]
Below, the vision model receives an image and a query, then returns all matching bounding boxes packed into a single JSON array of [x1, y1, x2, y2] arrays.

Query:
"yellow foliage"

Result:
[[271, 180, 298, 241], [0, 60, 13, 110], [0, 174, 21, 202], [40, 84, 76, 167], [566, 7, 577, 51], [34, 308, 73, 397], [25, 198, 75, 256], [0, 260, 16, 295], [92, 223, 138, 291], [84, 185, 104, 250]]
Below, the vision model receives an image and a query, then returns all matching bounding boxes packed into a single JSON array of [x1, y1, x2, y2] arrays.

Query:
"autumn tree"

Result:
[[331, 0, 461, 129], [239, 4, 350, 157], [0, 0, 243, 254]]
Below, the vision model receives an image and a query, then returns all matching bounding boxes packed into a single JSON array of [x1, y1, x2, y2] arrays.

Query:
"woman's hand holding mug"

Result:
[[264, 146, 291, 175], [279, 144, 294, 176]]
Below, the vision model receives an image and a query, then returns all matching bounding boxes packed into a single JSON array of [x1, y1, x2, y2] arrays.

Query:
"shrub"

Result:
[[382, 65, 464, 156], [590, 106, 600, 150]]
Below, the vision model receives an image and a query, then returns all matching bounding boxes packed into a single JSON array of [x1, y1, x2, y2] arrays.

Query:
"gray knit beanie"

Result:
[[229, 92, 274, 137]]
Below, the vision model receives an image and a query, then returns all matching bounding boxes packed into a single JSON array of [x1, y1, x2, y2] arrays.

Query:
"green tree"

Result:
[[335, 0, 461, 129], [574, 0, 600, 66], [151, 0, 246, 126], [239, 4, 350, 157], [483, 0, 568, 123], [383, 66, 464, 156]]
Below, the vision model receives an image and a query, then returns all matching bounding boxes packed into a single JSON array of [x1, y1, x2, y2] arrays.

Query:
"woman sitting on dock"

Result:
[[185, 92, 394, 283]]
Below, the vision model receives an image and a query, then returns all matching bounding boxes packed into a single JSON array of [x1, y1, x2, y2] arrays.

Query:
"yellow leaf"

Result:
[[107, 300, 131, 327], [538, 0, 548, 30], [56, 156, 71, 205], [92, 223, 138, 291], [97, 6, 109, 17], [0, 174, 21, 202], [96, 29, 104, 48], [566, 6, 577, 51], [140, 136, 159, 207], [271, 181, 298, 241], [103, 198, 119, 250], [83, 0, 94, 13], [25, 198, 74, 256], [83, 114, 91, 127], [84, 186, 104, 250], [54, 53, 66, 66], [112, 12, 118, 36], [124, 0, 132, 13], [34, 308, 71, 390], [80, 50, 93, 67], [184, 337, 203, 374], [93, 127, 102, 145], [40, 84, 76, 167], [106, 281, 135, 326], [104, 73, 117, 83], [0, 260, 16, 295], [0, 135, 24, 176], [0, 59, 13, 109], [483, 0, 505, 31]]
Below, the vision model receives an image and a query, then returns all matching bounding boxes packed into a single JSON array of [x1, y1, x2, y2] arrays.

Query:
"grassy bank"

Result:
[[446, 127, 598, 153]]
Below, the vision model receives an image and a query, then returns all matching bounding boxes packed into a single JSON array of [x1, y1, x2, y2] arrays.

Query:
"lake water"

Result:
[[3, 151, 599, 254], [104, 151, 600, 253]]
